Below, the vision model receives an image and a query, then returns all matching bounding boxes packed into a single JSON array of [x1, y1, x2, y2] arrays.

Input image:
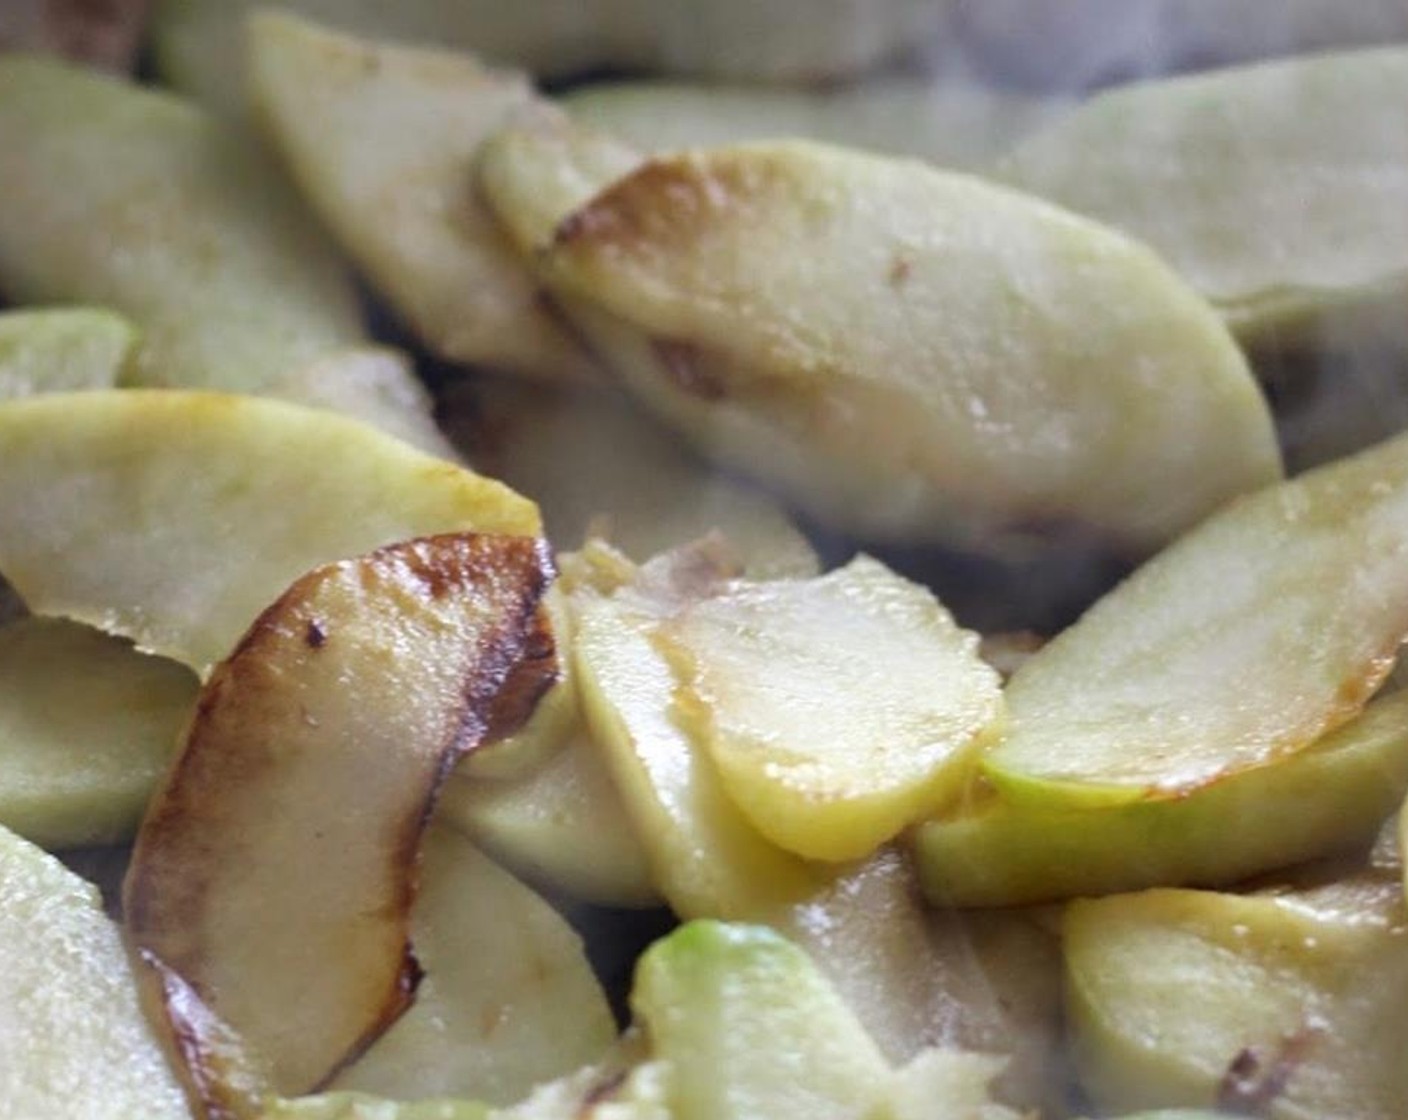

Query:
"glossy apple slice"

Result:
[[0, 391, 537, 673], [1065, 883, 1408, 1118], [657, 556, 1002, 861], [0, 307, 137, 399], [124, 533, 555, 1098], [483, 132, 1280, 551], [982, 430, 1408, 807], [247, 12, 595, 384], [918, 687, 1408, 906], [0, 824, 191, 1119], [0, 617, 197, 849], [328, 824, 615, 1104]]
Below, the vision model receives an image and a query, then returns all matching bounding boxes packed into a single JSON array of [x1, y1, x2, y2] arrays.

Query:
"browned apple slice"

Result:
[[124, 532, 556, 1103]]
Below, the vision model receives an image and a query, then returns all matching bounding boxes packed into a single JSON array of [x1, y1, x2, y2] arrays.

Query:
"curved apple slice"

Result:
[[247, 12, 595, 384], [0, 307, 137, 399], [0, 617, 197, 849], [125, 532, 556, 1098], [0, 391, 538, 674], [657, 556, 1003, 861], [983, 431, 1408, 807], [918, 687, 1408, 907], [482, 132, 1280, 551]]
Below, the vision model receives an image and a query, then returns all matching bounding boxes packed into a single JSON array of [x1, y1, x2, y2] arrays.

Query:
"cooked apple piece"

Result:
[[482, 134, 1281, 551], [1065, 884, 1408, 1118], [0, 55, 365, 393], [0, 391, 537, 673], [441, 730, 660, 909], [657, 556, 1001, 861], [981, 431, 1408, 807], [563, 78, 1063, 169], [125, 533, 556, 1098], [885, 1050, 1024, 1120], [444, 379, 817, 580], [247, 13, 594, 384], [158, 0, 946, 117], [328, 823, 615, 1103], [919, 688, 1408, 906], [0, 617, 197, 849], [0, 307, 137, 398], [0, 824, 190, 1119]]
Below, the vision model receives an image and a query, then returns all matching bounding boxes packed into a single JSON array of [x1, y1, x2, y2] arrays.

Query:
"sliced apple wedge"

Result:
[[0, 617, 197, 849], [443, 379, 817, 580], [657, 556, 1002, 861], [329, 824, 615, 1104], [918, 687, 1408, 906], [125, 533, 556, 1098], [0, 307, 137, 398], [982, 430, 1408, 807], [0, 391, 537, 673], [247, 12, 595, 384], [0, 824, 190, 1119], [482, 134, 1280, 551], [1065, 883, 1408, 1118]]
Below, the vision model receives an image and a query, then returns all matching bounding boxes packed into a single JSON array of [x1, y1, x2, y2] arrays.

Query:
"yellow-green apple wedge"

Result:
[[656, 556, 1003, 861], [246, 12, 595, 384], [328, 824, 615, 1104], [123, 533, 556, 1099], [0, 391, 537, 674], [0, 824, 190, 1119], [1065, 882, 1408, 1118], [482, 132, 1280, 551], [0, 617, 197, 849], [981, 430, 1408, 808], [442, 379, 818, 580], [918, 689, 1408, 906], [0, 307, 137, 399]]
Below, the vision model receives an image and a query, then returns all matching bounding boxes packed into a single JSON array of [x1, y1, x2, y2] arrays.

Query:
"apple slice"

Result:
[[0, 823, 189, 1119], [563, 78, 1062, 169], [125, 532, 556, 1099], [482, 133, 1280, 552], [328, 823, 615, 1104], [0, 391, 537, 673], [982, 430, 1408, 808], [918, 687, 1408, 906], [657, 555, 1002, 861], [0, 307, 137, 398], [443, 379, 817, 580], [1065, 883, 1408, 1118], [247, 12, 595, 384], [0, 617, 197, 849]]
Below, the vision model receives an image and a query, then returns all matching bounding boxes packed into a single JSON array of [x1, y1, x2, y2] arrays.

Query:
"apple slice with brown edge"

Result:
[[0, 391, 538, 675], [981, 428, 1408, 808], [124, 532, 556, 1109]]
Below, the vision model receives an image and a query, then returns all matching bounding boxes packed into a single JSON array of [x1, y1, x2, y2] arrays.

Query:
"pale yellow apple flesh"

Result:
[[124, 533, 556, 1098], [0, 391, 538, 674], [0, 307, 137, 399]]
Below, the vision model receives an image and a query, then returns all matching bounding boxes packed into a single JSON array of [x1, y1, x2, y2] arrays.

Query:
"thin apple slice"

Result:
[[0, 823, 190, 1119], [0, 391, 537, 673], [657, 556, 1001, 861], [563, 78, 1062, 169], [982, 431, 1408, 807], [1065, 883, 1408, 1118], [0, 617, 197, 849], [443, 379, 817, 580], [0, 307, 137, 398], [125, 533, 556, 1098], [328, 823, 615, 1104], [0, 55, 365, 393], [440, 730, 661, 909], [919, 687, 1408, 906], [247, 12, 594, 384], [481, 132, 1280, 552]]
